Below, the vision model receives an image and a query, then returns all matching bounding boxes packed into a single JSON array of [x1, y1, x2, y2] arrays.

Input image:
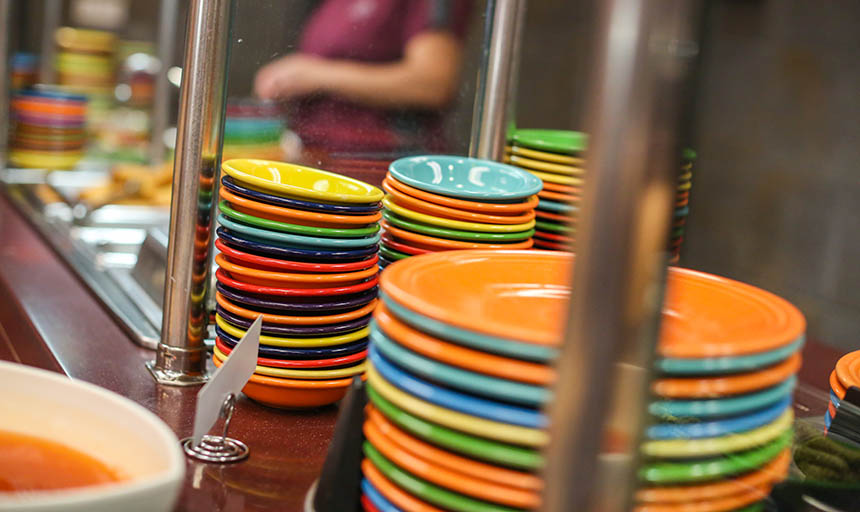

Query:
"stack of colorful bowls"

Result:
[[10, 53, 38, 91], [213, 159, 383, 409], [642, 269, 805, 512], [505, 129, 695, 258], [8, 88, 87, 170], [223, 99, 286, 161], [825, 350, 860, 430], [378, 155, 542, 267]]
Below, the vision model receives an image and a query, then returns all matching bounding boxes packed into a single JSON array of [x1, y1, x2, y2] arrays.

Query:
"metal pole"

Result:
[[39, 0, 62, 83], [147, 0, 234, 386], [149, 0, 179, 165], [541, 1, 703, 511], [468, 0, 524, 161]]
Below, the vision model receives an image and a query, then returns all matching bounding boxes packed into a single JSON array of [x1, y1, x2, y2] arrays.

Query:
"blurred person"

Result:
[[254, 0, 473, 158]]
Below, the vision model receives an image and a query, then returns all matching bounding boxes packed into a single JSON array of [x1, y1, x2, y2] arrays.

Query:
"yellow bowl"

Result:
[[212, 345, 366, 380], [383, 196, 536, 233], [221, 158, 383, 204], [215, 314, 369, 348]]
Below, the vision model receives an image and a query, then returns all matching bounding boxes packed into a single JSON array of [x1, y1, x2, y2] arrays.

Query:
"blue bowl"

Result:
[[369, 344, 546, 428], [361, 478, 400, 512], [646, 396, 792, 440], [222, 176, 382, 214], [656, 337, 804, 375], [217, 227, 379, 261], [218, 327, 368, 359], [218, 214, 381, 248], [215, 282, 377, 312], [389, 155, 542, 201], [649, 376, 797, 420], [215, 305, 370, 336]]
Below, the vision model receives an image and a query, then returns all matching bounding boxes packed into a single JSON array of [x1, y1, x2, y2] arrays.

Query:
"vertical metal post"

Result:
[[149, 0, 179, 165], [541, 1, 703, 511], [147, 0, 234, 385], [0, 0, 11, 168], [39, 0, 62, 83], [468, 0, 525, 161]]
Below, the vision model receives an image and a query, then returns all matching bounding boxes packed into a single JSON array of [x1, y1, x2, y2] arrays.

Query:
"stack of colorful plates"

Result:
[[378, 155, 542, 267], [54, 27, 116, 136], [642, 269, 806, 512], [505, 129, 695, 258], [213, 159, 383, 408], [825, 350, 860, 430], [10, 53, 38, 91], [8, 88, 87, 170], [223, 99, 286, 161]]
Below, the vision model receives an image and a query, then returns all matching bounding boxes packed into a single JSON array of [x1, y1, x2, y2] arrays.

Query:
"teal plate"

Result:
[[657, 336, 805, 375], [537, 198, 577, 214], [370, 323, 549, 407], [218, 214, 381, 249], [383, 211, 534, 242], [511, 129, 588, 154], [649, 376, 796, 419], [380, 291, 556, 362], [219, 200, 379, 238], [389, 155, 542, 201]]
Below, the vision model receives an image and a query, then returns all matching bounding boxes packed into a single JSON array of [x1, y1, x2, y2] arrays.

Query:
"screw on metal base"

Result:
[[182, 394, 249, 463]]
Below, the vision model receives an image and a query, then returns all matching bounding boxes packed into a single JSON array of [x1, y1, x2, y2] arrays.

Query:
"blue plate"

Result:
[[831, 391, 840, 408], [389, 155, 542, 201], [370, 323, 548, 407], [537, 199, 576, 214], [215, 282, 377, 312], [380, 291, 556, 363], [222, 176, 382, 214], [218, 214, 381, 249], [19, 87, 87, 103], [218, 327, 368, 359], [224, 118, 283, 133], [674, 206, 690, 217], [215, 305, 370, 336], [217, 227, 378, 261], [649, 376, 796, 419], [369, 344, 547, 428], [647, 397, 792, 440], [825, 410, 832, 429], [657, 337, 805, 375], [361, 478, 401, 512]]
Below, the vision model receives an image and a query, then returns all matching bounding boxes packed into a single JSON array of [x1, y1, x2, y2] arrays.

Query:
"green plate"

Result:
[[370, 324, 549, 407], [367, 383, 543, 470], [379, 244, 409, 261], [219, 201, 379, 238], [511, 129, 588, 154], [382, 211, 534, 242], [363, 442, 523, 512], [218, 214, 381, 248], [638, 429, 792, 484], [535, 220, 574, 234]]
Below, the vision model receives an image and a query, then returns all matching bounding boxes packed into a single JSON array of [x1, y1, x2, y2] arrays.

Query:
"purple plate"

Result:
[[217, 227, 379, 261], [215, 282, 377, 312], [217, 328, 368, 359], [215, 305, 371, 336], [221, 176, 382, 214]]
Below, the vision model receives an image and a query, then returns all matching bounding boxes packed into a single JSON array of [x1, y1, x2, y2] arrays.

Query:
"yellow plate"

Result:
[[367, 363, 548, 447], [383, 196, 536, 233], [678, 171, 693, 182], [508, 155, 585, 177], [215, 314, 369, 347], [677, 181, 692, 192], [213, 345, 366, 379], [507, 145, 585, 166], [641, 409, 793, 458], [524, 169, 584, 186], [221, 159, 383, 204], [9, 150, 82, 170]]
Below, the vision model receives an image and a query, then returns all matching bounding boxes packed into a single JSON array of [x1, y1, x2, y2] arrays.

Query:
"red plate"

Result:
[[215, 337, 367, 368], [534, 231, 574, 243], [380, 234, 432, 256], [216, 268, 379, 296], [533, 238, 569, 251], [361, 495, 381, 512], [215, 238, 379, 273]]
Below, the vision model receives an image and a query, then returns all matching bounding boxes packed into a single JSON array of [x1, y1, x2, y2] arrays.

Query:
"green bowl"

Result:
[[219, 200, 379, 238], [382, 211, 534, 242]]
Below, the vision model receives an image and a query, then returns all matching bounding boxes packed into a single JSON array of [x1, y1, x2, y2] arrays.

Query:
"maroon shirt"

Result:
[[291, 0, 471, 154]]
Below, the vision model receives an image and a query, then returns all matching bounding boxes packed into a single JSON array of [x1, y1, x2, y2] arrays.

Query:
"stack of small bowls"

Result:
[[362, 250, 562, 511], [213, 159, 383, 409], [505, 129, 695, 259], [8, 88, 87, 170], [54, 27, 116, 136], [378, 155, 542, 267], [223, 99, 286, 161], [10, 53, 38, 91], [642, 269, 805, 512], [825, 350, 860, 430]]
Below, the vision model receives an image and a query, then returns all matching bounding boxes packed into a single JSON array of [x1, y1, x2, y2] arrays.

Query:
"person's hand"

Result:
[[254, 54, 327, 100]]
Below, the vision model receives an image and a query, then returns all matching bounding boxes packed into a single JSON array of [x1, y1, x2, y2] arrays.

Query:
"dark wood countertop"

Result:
[[0, 192, 844, 511]]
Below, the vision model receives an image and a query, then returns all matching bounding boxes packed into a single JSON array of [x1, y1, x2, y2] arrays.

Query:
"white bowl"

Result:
[[0, 361, 185, 512]]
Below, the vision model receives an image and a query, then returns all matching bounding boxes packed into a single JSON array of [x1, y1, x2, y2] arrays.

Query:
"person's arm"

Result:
[[254, 31, 463, 109]]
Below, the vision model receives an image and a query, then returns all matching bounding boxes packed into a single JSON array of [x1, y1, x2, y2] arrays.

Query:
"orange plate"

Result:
[[12, 98, 87, 116], [366, 405, 542, 491], [653, 353, 801, 398], [540, 181, 581, 194], [216, 292, 378, 326], [362, 458, 443, 512], [830, 370, 847, 399], [374, 302, 554, 385], [835, 350, 860, 390], [215, 253, 377, 287], [828, 401, 837, 419], [220, 187, 382, 228], [363, 412, 540, 508], [659, 268, 806, 358], [676, 190, 690, 201], [380, 234, 432, 256], [636, 449, 789, 503], [534, 231, 574, 243], [385, 174, 539, 214], [381, 220, 534, 251], [382, 179, 535, 225], [538, 189, 579, 202], [634, 484, 769, 512], [213, 355, 359, 408], [535, 209, 575, 223], [216, 268, 378, 296]]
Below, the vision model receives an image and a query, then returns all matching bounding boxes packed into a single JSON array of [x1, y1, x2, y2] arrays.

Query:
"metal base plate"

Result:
[[146, 360, 209, 386]]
